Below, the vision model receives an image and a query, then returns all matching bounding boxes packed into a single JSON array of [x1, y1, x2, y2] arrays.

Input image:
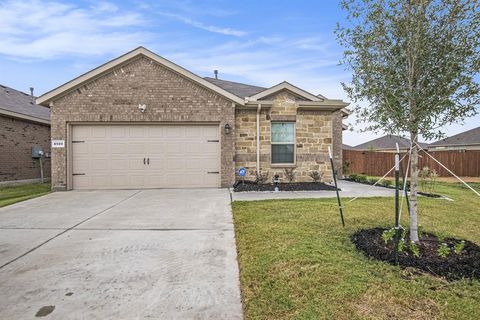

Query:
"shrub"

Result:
[[255, 170, 269, 184], [382, 180, 392, 187], [308, 171, 323, 183], [454, 240, 466, 255], [437, 243, 450, 258], [284, 168, 296, 183], [368, 178, 378, 185], [357, 175, 368, 183], [342, 160, 351, 175], [349, 173, 358, 181], [381, 228, 396, 244], [409, 242, 421, 257]]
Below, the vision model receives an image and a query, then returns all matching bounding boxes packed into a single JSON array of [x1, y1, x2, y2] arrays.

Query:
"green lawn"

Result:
[[232, 182, 480, 319], [0, 183, 51, 208]]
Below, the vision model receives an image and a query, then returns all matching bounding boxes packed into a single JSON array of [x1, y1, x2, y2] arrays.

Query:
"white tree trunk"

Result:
[[409, 133, 420, 242]]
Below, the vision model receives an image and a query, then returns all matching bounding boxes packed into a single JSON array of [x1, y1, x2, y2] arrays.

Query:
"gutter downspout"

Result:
[[256, 104, 261, 174]]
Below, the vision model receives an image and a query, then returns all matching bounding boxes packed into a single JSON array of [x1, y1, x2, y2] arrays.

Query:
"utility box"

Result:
[[32, 145, 44, 158]]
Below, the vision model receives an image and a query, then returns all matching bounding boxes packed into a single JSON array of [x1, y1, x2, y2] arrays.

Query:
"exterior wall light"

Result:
[[224, 123, 232, 134]]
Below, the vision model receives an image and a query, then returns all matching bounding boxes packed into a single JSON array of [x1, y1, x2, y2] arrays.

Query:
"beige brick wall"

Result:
[[50, 56, 235, 190], [235, 91, 338, 183], [0, 115, 51, 182]]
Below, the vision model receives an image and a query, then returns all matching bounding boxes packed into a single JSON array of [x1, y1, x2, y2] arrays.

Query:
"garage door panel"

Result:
[[111, 143, 127, 154], [91, 143, 109, 154], [129, 126, 146, 138], [110, 126, 127, 138], [91, 176, 110, 188], [148, 126, 164, 138], [110, 159, 128, 170], [72, 124, 220, 189], [72, 143, 88, 156], [72, 126, 90, 140], [128, 159, 145, 170], [91, 126, 107, 138], [127, 143, 145, 154], [91, 159, 109, 170], [111, 175, 127, 188]]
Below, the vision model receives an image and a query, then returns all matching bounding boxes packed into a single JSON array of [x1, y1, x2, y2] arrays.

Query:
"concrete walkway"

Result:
[[0, 189, 242, 319], [231, 180, 395, 201]]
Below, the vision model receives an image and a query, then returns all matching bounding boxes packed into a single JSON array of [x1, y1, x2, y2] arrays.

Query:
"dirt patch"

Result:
[[35, 306, 55, 317], [351, 227, 480, 281], [233, 181, 338, 192]]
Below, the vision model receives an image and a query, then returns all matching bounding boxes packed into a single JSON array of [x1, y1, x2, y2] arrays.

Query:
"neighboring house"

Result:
[[353, 134, 428, 152], [428, 127, 480, 151], [342, 143, 355, 150], [37, 47, 349, 191], [0, 84, 51, 184]]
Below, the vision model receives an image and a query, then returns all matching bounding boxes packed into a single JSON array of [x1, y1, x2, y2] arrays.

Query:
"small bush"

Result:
[[342, 160, 351, 175], [382, 180, 393, 187], [357, 175, 368, 183], [309, 171, 323, 183], [438, 243, 450, 258], [349, 173, 358, 181], [368, 178, 378, 185], [255, 170, 269, 184], [454, 240, 466, 255], [284, 168, 296, 183], [409, 242, 421, 257]]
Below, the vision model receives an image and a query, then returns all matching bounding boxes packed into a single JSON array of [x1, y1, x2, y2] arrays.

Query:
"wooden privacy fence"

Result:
[[343, 149, 480, 177]]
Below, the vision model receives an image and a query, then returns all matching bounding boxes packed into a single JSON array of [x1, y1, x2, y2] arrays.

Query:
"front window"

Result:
[[271, 122, 295, 164]]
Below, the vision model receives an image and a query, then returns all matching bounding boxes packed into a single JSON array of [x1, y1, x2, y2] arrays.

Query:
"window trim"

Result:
[[270, 121, 296, 166]]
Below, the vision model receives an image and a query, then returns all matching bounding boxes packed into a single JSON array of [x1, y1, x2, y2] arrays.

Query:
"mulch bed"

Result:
[[233, 181, 338, 192], [351, 227, 480, 281]]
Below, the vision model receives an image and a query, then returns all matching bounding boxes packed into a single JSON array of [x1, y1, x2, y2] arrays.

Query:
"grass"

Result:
[[232, 181, 480, 319], [0, 183, 51, 207]]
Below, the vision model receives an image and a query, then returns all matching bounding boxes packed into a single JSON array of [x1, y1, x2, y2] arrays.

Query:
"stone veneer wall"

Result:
[[50, 56, 235, 190], [235, 91, 339, 183]]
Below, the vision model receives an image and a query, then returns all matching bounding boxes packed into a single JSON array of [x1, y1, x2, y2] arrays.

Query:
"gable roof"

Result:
[[204, 77, 265, 98], [354, 134, 428, 151], [429, 127, 480, 147], [0, 84, 50, 125], [37, 46, 245, 106], [248, 81, 323, 102]]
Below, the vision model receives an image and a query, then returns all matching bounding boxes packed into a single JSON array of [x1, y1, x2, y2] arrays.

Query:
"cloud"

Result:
[[161, 34, 347, 98], [0, 0, 149, 59], [156, 12, 247, 36]]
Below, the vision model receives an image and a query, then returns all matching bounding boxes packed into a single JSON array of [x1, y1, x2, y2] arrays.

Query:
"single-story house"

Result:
[[37, 47, 349, 191], [352, 134, 428, 153], [428, 127, 480, 151], [0, 84, 51, 184]]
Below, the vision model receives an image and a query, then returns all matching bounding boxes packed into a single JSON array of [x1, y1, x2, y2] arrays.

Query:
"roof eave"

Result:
[[247, 81, 323, 102], [0, 108, 50, 125]]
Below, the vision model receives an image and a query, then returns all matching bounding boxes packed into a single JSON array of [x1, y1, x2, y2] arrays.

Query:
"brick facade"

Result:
[[50, 56, 235, 190], [0, 115, 51, 182], [235, 91, 340, 183]]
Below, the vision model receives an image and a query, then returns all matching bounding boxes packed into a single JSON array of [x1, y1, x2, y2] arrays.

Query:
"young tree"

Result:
[[336, 0, 480, 241]]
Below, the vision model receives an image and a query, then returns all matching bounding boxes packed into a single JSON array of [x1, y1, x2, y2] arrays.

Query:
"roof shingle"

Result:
[[0, 84, 50, 122], [353, 134, 428, 150], [429, 127, 480, 147], [203, 77, 265, 98]]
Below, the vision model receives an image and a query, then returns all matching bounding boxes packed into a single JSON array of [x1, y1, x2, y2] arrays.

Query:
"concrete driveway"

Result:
[[0, 189, 243, 319]]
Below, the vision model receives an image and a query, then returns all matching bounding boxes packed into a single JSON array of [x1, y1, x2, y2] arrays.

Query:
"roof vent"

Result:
[[30, 87, 34, 104], [214, 70, 218, 79]]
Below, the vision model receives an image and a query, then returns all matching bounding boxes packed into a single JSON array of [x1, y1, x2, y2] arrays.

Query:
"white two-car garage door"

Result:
[[71, 124, 220, 189]]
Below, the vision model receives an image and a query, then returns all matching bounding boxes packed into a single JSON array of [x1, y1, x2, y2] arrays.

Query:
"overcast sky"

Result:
[[0, 0, 478, 145]]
